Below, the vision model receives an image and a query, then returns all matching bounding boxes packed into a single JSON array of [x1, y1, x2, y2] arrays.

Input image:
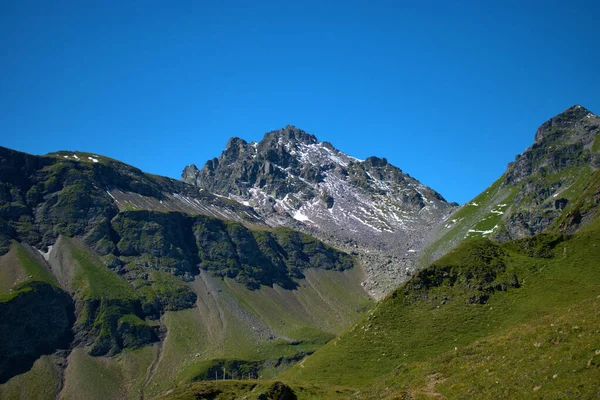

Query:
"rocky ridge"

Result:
[[420, 105, 600, 265], [0, 146, 359, 360], [498, 104, 600, 239], [183, 126, 458, 298]]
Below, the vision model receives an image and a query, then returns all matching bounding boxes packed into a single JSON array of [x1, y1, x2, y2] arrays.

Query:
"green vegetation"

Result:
[[156, 379, 355, 400], [111, 211, 354, 290], [63, 237, 197, 356], [281, 219, 600, 396], [143, 268, 370, 398], [593, 134, 600, 153], [194, 217, 355, 289], [0, 355, 62, 400], [548, 169, 600, 234], [136, 270, 197, 314], [361, 296, 600, 399], [419, 176, 515, 265], [0, 242, 57, 302], [68, 237, 152, 355], [16, 244, 56, 285]]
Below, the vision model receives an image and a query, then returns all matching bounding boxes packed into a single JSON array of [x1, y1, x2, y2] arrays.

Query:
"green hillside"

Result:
[[420, 105, 600, 266], [280, 200, 600, 398]]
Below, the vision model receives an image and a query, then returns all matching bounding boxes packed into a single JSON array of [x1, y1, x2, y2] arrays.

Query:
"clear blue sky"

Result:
[[1, 1, 598, 204]]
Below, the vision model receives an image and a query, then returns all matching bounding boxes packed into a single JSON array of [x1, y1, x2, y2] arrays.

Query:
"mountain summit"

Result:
[[421, 104, 600, 264], [183, 126, 457, 297]]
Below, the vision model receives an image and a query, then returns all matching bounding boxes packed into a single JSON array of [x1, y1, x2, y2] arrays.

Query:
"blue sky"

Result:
[[1, 1, 598, 204]]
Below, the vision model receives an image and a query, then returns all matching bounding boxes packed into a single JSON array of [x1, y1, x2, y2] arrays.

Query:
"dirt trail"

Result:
[[412, 373, 446, 399]]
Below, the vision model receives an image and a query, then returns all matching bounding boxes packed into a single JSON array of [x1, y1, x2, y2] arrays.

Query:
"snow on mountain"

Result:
[[182, 126, 458, 298]]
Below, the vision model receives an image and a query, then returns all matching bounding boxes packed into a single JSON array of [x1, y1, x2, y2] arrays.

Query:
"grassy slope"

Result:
[[144, 267, 371, 398], [0, 355, 62, 400], [281, 220, 600, 397], [419, 176, 515, 266], [361, 296, 600, 399], [0, 242, 57, 301], [420, 163, 595, 267], [0, 243, 64, 397], [61, 347, 156, 400], [156, 379, 356, 400], [1, 228, 370, 399]]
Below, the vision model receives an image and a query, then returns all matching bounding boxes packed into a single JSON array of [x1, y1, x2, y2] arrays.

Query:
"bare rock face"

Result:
[[498, 105, 600, 240], [182, 125, 458, 298]]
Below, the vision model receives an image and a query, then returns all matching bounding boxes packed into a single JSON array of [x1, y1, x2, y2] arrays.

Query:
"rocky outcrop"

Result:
[[498, 105, 600, 239], [183, 126, 457, 298], [0, 282, 74, 383], [0, 147, 261, 258], [257, 381, 297, 400], [111, 210, 354, 290]]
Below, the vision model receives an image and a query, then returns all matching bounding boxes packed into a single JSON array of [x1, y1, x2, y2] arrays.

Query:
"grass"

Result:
[[60, 238, 156, 355], [360, 296, 600, 399], [0, 242, 57, 302], [593, 134, 600, 153], [144, 268, 370, 398], [419, 176, 515, 265], [61, 346, 156, 400], [69, 240, 137, 301], [465, 195, 515, 239], [0, 355, 62, 400], [155, 379, 356, 400], [282, 221, 600, 392]]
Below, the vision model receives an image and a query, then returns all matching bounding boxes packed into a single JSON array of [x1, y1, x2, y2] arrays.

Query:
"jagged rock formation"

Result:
[[498, 105, 600, 239], [420, 105, 600, 265], [183, 126, 458, 298]]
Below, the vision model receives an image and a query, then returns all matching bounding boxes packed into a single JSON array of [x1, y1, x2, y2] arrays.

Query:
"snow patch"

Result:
[[467, 225, 498, 237], [293, 211, 313, 223], [37, 245, 53, 261], [88, 156, 99, 163]]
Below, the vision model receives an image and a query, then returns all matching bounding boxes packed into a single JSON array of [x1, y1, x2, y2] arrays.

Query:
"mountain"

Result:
[[282, 214, 600, 398], [164, 105, 600, 399], [1, 105, 598, 399], [183, 125, 457, 298], [420, 105, 600, 265], [0, 147, 371, 398]]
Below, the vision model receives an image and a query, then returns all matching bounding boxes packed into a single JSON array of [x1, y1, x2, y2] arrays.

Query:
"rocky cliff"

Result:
[[183, 126, 458, 297], [420, 105, 600, 265], [0, 146, 359, 361]]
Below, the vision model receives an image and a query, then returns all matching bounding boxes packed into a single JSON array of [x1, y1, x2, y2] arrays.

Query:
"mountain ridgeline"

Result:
[[420, 104, 600, 264], [183, 125, 458, 298], [0, 104, 599, 399], [0, 145, 365, 392]]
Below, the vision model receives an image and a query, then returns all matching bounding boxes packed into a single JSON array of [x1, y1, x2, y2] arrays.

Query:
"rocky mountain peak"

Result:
[[262, 125, 318, 146], [493, 105, 600, 240], [533, 104, 597, 145], [506, 105, 599, 186], [182, 126, 458, 298]]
